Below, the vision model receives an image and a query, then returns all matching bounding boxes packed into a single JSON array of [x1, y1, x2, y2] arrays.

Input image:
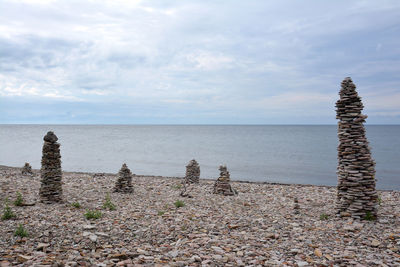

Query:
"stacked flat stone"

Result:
[[39, 131, 63, 203], [293, 197, 300, 214], [184, 159, 200, 184], [21, 162, 33, 176], [213, 165, 236, 196], [114, 163, 134, 193], [336, 77, 378, 219]]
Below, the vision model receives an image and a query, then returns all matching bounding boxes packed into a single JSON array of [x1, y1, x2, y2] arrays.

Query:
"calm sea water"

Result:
[[0, 125, 399, 190]]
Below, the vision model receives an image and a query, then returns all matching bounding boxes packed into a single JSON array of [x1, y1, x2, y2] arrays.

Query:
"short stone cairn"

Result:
[[336, 77, 378, 219], [180, 159, 200, 197], [114, 163, 134, 193], [21, 162, 33, 176], [184, 159, 200, 184], [39, 131, 63, 203], [293, 197, 300, 214], [213, 165, 236, 196]]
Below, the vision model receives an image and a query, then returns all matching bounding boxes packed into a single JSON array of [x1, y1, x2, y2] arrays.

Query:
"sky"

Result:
[[0, 0, 400, 124]]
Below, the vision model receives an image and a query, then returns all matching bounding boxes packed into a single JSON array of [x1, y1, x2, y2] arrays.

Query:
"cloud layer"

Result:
[[1, 0, 400, 124]]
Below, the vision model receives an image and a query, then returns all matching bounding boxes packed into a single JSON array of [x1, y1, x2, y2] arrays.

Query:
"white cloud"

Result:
[[0, 0, 400, 123], [16, 0, 56, 5], [186, 51, 234, 70]]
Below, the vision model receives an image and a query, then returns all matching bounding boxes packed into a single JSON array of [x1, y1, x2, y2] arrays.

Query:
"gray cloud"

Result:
[[0, 0, 400, 123]]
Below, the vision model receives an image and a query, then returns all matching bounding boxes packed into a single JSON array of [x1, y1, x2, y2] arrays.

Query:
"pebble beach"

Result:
[[0, 165, 399, 267]]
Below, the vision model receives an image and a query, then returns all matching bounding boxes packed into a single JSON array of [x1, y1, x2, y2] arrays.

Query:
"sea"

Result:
[[0, 125, 399, 190]]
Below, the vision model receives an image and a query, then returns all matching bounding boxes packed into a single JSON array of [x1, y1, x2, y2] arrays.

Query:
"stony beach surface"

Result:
[[0, 165, 399, 266]]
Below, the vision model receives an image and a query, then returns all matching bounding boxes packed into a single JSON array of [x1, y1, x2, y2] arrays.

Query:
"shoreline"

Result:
[[1, 164, 397, 192]]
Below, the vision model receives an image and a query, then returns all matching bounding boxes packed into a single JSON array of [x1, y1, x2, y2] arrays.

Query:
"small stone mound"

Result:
[[114, 163, 134, 193], [293, 197, 300, 214], [39, 131, 63, 203], [184, 159, 200, 184], [336, 77, 378, 219], [93, 173, 105, 178], [21, 162, 33, 176], [213, 165, 237, 196]]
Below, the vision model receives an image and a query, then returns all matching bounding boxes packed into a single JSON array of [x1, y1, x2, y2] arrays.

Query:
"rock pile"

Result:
[[336, 77, 378, 219], [184, 159, 200, 184], [21, 162, 33, 176], [293, 197, 300, 214], [39, 131, 63, 203], [213, 165, 236, 196], [114, 163, 134, 193]]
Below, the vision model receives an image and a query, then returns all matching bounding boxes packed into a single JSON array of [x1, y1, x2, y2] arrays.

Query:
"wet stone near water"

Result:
[[21, 162, 33, 176], [336, 77, 378, 219], [39, 131, 63, 203], [114, 163, 134, 193], [213, 165, 237, 196]]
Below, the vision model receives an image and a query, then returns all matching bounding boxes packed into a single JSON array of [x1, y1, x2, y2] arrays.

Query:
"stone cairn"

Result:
[[293, 197, 300, 214], [213, 165, 237, 196], [39, 131, 63, 203], [184, 159, 200, 184], [114, 163, 134, 193], [180, 159, 200, 197], [336, 77, 378, 219], [21, 162, 33, 176]]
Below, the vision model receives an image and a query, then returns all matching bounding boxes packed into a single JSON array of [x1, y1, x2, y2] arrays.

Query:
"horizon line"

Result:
[[1, 123, 399, 126]]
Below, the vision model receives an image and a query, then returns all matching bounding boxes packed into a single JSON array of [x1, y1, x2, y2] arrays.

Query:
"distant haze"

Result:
[[0, 0, 400, 124]]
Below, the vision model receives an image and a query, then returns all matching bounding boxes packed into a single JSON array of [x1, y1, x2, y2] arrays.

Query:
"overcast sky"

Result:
[[0, 0, 399, 124]]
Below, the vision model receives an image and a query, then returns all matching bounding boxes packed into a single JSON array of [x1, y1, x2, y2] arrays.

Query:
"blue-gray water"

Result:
[[0, 125, 399, 190]]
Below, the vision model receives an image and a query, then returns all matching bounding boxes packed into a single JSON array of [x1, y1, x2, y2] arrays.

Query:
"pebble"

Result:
[[83, 225, 96, 230], [211, 246, 224, 254], [314, 248, 323, 257], [371, 239, 381, 247], [17, 255, 33, 263], [36, 243, 50, 251], [296, 261, 308, 267], [0, 165, 399, 266], [89, 234, 98, 242]]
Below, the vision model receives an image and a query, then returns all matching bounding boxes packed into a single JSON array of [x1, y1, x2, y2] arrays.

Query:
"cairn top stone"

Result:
[[340, 77, 356, 91], [44, 131, 58, 143], [219, 165, 229, 177], [121, 163, 129, 171], [343, 77, 352, 83]]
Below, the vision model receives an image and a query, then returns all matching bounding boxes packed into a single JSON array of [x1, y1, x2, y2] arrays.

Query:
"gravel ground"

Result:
[[0, 165, 399, 267]]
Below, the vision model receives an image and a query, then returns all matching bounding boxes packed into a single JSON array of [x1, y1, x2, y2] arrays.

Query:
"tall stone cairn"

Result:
[[213, 165, 236, 196], [114, 163, 134, 193], [336, 77, 378, 219], [184, 159, 200, 184], [21, 162, 33, 176], [39, 131, 63, 203]]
